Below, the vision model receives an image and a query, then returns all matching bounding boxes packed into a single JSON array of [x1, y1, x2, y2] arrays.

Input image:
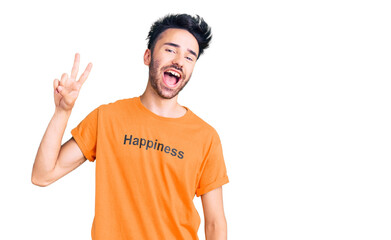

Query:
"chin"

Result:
[[155, 84, 180, 99]]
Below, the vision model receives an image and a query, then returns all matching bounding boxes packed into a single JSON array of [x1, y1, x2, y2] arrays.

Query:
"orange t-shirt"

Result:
[[71, 97, 229, 240]]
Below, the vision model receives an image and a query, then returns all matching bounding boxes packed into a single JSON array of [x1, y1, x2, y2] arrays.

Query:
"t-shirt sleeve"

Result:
[[71, 107, 99, 162], [195, 132, 229, 197]]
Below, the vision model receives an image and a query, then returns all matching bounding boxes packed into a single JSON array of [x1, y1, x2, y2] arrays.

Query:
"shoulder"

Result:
[[187, 109, 221, 141], [100, 97, 135, 109], [97, 97, 137, 113]]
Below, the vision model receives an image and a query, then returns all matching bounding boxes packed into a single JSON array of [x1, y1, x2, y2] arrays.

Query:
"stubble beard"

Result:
[[148, 57, 191, 100]]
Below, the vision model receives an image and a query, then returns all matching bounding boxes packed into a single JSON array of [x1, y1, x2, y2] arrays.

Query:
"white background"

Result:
[[1, 0, 390, 239]]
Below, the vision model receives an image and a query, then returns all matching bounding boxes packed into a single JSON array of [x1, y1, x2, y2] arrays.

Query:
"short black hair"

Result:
[[147, 14, 212, 59]]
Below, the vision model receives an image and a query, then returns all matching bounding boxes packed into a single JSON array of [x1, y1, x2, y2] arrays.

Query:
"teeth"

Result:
[[167, 70, 181, 78]]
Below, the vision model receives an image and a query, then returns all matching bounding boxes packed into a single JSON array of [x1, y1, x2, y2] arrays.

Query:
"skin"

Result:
[[31, 28, 227, 239], [140, 28, 199, 118]]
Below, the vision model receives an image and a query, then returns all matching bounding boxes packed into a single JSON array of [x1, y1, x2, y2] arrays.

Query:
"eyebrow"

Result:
[[164, 42, 198, 58]]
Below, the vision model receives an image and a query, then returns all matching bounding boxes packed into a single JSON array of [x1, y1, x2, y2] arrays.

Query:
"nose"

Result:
[[172, 53, 184, 69]]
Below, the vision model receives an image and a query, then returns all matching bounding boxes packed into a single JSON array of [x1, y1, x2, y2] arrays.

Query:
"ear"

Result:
[[144, 49, 151, 66]]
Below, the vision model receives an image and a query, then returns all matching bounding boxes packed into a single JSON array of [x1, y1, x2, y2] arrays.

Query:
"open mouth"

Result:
[[163, 69, 182, 88]]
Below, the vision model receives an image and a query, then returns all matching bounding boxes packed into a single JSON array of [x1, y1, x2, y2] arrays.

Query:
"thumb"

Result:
[[56, 85, 69, 96]]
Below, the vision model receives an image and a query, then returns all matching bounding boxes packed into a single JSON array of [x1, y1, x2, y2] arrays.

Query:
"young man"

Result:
[[32, 14, 229, 240]]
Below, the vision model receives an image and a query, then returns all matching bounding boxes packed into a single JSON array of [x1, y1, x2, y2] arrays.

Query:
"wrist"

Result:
[[54, 107, 72, 117]]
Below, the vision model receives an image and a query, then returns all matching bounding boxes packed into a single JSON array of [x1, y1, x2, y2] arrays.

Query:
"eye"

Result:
[[165, 49, 175, 53], [185, 56, 194, 62]]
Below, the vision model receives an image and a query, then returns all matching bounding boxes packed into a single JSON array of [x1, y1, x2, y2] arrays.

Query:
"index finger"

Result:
[[78, 62, 93, 86], [70, 53, 80, 80]]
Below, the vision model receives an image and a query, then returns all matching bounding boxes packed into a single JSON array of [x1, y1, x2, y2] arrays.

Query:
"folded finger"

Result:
[[53, 79, 60, 93], [53, 78, 59, 89], [61, 73, 68, 85]]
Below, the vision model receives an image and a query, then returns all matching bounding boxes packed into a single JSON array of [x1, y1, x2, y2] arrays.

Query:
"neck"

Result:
[[140, 82, 186, 118]]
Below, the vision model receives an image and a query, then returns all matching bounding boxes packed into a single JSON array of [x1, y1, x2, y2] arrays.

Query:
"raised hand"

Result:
[[53, 53, 93, 112]]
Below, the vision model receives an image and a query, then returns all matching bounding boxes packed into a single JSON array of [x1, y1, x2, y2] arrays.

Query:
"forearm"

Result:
[[204, 221, 227, 240], [32, 109, 71, 186]]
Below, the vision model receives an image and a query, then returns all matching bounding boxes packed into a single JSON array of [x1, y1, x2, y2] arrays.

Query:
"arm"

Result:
[[31, 53, 92, 187], [201, 187, 227, 240]]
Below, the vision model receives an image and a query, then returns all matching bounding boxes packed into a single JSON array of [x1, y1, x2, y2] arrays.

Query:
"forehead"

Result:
[[155, 28, 199, 55]]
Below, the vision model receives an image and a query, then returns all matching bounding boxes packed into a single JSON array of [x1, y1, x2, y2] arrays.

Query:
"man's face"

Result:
[[144, 28, 199, 99]]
